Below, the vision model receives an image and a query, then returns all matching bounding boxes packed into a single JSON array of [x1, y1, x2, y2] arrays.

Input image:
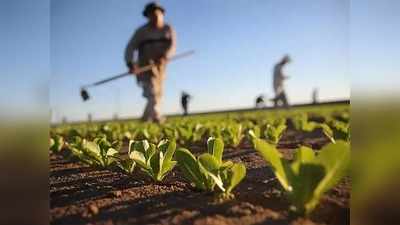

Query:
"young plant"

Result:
[[250, 136, 350, 216], [117, 158, 136, 174], [175, 137, 246, 198], [293, 114, 335, 143], [264, 123, 287, 145], [50, 135, 64, 152], [129, 139, 177, 182], [68, 137, 119, 168], [328, 119, 350, 142], [191, 123, 207, 143], [177, 124, 193, 145], [221, 123, 244, 148]]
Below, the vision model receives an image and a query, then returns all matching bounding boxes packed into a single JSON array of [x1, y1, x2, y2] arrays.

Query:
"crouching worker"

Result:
[[124, 2, 176, 123]]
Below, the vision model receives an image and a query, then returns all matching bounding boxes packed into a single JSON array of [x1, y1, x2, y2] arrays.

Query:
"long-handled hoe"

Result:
[[80, 50, 195, 101]]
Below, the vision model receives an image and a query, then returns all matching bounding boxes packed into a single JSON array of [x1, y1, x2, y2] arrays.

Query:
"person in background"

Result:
[[255, 95, 265, 108], [181, 91, 191, 116], [125, 2, 176, 123], [271, 55, 291, 108], [312, 88, 319, 104]]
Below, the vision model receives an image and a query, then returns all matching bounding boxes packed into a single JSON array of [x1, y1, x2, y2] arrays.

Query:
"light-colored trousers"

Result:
[[138, 64, 165, 122]]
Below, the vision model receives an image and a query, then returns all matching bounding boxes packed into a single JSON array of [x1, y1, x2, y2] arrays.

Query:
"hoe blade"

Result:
[[81, 88, 90, 101]]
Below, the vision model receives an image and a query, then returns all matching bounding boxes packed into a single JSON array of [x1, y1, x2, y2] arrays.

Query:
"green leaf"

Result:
[[225, 163, 246, 194], [130, 150, 148, 169], [106, 148, 119, 157], [50, 135, 64, 152], [175, 148, 206, 190], [134, 140, 150, 154], [252, 138, 292, 191], [160, 160, 177, 180], [158, 139, 176, 163], [220, 160, 234, 170], [314, 141, 350, 196], [198, 153, 220, 172], [291, 163, 325, 215], [118, 159, 136, 174], [206, 170, 225, 192], [291, 146, 316, 174], [149, 151, 161, 181], [146, 143, 157, 162], [248, 126, 260, 139], [318, 123, 336, 143], [207, 137, 224, 164], [83, 141, 101, 156]]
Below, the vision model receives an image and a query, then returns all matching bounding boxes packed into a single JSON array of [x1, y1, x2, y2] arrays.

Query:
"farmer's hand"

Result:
[[129, 63, 140, 75], [156, 56, 168, 65]]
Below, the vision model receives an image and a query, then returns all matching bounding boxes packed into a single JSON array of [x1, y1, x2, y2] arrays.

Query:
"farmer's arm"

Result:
[[165, 25, 177, 59], [124, 30, 140, 70]]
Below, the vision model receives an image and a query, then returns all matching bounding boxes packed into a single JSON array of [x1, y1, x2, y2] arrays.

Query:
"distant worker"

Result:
[[255, 95, 265, 108], [125, 2, 176, 123], [312, 88, 319, 104], [181, 91, 191, 116], [271, 55, 291, 108]]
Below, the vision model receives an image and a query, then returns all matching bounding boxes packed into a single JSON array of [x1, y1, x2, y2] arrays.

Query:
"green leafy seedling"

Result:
[[50, 135, 64, 152], [293, 114, 335, 143], [264, 123, 287, 145], [68, 137, 119, 168], [176, 137, 246, 198], [251, 136, 350, 216], [221, 123, 244, 148], [117, 158, 136, 174], [129, 139, 177, 182]]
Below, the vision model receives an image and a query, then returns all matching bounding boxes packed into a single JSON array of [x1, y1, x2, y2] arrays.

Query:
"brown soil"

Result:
[[50, 130, 350, 225]]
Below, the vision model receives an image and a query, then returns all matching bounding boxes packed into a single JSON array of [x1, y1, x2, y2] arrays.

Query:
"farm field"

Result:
[[50, 103, 350, 225]]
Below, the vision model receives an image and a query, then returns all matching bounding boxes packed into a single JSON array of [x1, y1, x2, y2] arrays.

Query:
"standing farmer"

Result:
[[181, 91, 191, 116], [271, 55, 291, 108], [125, 2, 176, 123]]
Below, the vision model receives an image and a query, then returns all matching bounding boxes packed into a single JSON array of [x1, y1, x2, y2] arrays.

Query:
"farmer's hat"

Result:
[[143, 2, 165, 17], [282, 54, 291, 63]]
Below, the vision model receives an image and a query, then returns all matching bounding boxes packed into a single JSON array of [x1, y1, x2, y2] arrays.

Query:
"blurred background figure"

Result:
[[255, 95, 266, 108], [312, 88, 319, 104], [87, 113, 92, 122], [271, 55, 291, 108], [181, 91, 191, 116], [124, 2, 176, 123]]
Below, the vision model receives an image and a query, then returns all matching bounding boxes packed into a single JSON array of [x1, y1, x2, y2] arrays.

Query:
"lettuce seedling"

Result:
[[221, 124, 244, 148], [68, 137, 119, 168], [177, 124, 193, 145], [328, 120, 350, 141], [293, 114, 335, 143], [129, 139, 177, 182], [117, 158, 136, 174], [250, 136, 350, 216], [175, 137, 246, 198], [162, 125, 179, 140], [50, 135, 64, 152], [264, 123, 287, 145], [192, 123, 207, 143]]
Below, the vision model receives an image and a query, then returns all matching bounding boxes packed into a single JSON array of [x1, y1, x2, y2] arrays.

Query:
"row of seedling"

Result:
[[50, 133, 349, 216]]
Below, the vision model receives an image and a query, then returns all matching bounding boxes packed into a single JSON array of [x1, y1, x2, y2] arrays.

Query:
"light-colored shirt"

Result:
[[124, 23, 176, 67]]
